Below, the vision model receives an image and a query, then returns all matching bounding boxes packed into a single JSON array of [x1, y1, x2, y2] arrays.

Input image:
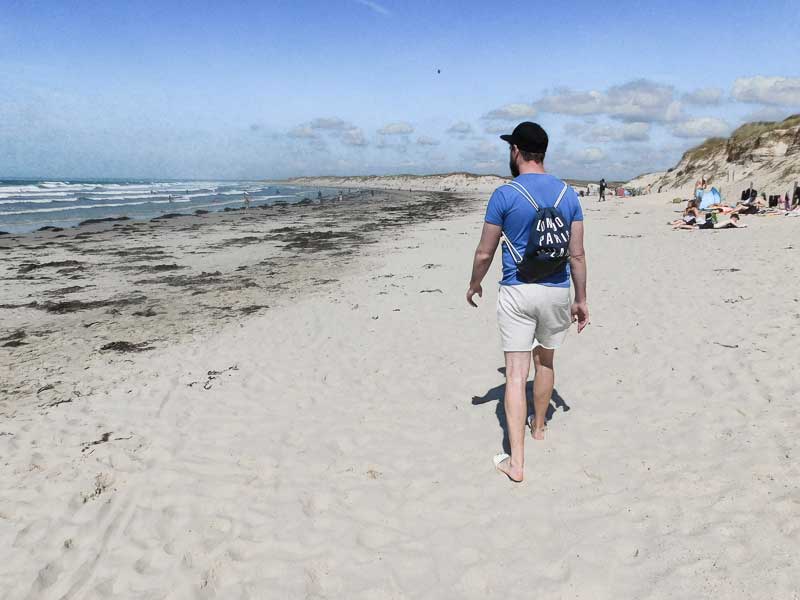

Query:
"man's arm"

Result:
[[568, 220, 589, 332], [466, 222, 502, 307]]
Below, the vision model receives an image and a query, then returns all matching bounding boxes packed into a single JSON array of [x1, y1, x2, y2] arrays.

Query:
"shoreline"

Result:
[[0, 188, 479, 411], [0, 184, 341, 237]]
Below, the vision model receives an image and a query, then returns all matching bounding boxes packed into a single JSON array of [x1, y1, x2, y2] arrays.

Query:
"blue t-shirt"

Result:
[[485, 173, 584, 287]]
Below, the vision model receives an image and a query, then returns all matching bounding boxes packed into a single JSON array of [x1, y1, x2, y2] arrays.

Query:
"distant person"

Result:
[[317, 190, 322, 201], [598, 178, 606, 202], [338, 191, 343, 202], [694, 176, 708, 201], [466, 121, 589, 483], [243, 191, 251, 211]]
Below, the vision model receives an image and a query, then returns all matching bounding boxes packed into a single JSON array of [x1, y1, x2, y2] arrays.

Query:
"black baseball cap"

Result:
[[500, 122, 548, 153]]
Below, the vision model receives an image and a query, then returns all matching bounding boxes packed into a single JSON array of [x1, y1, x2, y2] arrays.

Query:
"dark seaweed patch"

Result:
[[151, 213, 188, 221], [43, 286, 87, 297], [1, 329, 27, 347], [110, 246, 167, 258], [39, 296, 147, 314], [79, 216, 130, 227], [239, 304, 269, 315], [211, 236, 264, 249], [119, 263, 186, 273], [134, 271, 223, 287], [279, 230, 364, 252], [100, 341, 154, 353], [18, 260, 82, 274]]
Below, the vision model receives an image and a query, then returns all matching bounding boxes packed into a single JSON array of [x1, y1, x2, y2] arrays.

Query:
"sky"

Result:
[[2, 0, 800, 181]]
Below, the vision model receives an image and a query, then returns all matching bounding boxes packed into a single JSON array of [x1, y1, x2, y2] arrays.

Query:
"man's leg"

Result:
[[497, 351, 531, 481], [531, 346, 555, 440]]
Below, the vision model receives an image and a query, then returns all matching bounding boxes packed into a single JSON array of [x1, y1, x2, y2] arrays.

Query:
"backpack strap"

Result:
[[554, 182, 569, 208], [502, 180, 570, 209], [500, 231, 523, 264], [502, 181, 539, 210]]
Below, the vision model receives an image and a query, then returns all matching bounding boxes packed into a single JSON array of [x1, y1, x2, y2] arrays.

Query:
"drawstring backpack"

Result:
[[499, 180, 571, 283]]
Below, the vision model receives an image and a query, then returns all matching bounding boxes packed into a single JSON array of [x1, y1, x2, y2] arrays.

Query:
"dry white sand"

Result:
[[2, 189, 799, 599]]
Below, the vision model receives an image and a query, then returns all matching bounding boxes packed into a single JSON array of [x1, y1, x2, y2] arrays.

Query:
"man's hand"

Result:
[[468, 223, 501, 309], [571, 301, 590, 333], [466, 284, 483, 307]]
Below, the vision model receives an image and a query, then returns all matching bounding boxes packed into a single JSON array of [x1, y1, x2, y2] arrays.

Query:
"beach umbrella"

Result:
[[699, 187, 721, 210]]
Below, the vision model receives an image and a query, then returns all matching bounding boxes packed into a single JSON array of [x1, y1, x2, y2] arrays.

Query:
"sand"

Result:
[[1, 184, 799, 599]]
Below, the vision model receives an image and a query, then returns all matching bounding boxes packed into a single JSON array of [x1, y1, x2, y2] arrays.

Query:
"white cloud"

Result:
[[741, 106, 794, 122], [605, 80, 681, 122], [537, 79, 682, 123], [537, 89, 605, 116], [461, 139, 504, 164], [586, 122, 650, 142], [563, 121, 587, 136], [682, 87, 724, 105], [292, 118, 366, 147], [576, 147, 606, 162], [310, 117, 349, 130], [484, 123, 511, 134], [732, 76, 800, 106], [353, 0, 390, 16], [287, 125, 318, 139], [483, 103, 538, 121], [342, 127, 367, 146], [670, 117, 730, 139], [416, 136, 440, 146], [378, 121, 414, 135], [446, 121, 472, 135]]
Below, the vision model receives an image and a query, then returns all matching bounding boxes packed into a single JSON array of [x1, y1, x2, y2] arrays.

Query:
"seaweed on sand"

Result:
[[100, 341, 154, 353], [118, 263, 186, 273], [39, 296, 147, 314], [18, 260, 82, 274]]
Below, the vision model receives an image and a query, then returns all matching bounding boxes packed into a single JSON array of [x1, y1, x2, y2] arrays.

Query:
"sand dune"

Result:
[[1, 188, 799, 598], [285, 172, 508, 195]]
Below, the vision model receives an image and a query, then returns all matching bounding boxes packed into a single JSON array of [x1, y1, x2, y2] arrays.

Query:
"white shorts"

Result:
[[496, 284, 572, 352]]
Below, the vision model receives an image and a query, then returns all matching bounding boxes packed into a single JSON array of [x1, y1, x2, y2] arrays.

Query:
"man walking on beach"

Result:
[[598, 178, 606, 201], [466, 122, 589, 482]]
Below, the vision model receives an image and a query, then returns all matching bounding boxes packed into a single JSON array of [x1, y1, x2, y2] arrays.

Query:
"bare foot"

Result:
[[528, 416, 547, 441], [494, 455, 523, 482]]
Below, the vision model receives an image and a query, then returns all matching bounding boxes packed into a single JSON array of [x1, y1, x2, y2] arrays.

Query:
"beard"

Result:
[[509, 156, 520, 178]]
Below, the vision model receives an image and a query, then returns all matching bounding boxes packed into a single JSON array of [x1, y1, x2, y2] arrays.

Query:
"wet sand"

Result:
[[0, 189, 477, 411]]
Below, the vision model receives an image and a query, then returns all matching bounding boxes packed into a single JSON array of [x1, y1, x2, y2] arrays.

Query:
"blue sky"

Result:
[[2, 0, 800, 180]]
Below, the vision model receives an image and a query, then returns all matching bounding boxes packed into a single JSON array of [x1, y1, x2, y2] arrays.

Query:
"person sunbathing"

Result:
[[718, 194, 766, 216], [674, 213, 747, 230], [673, 211, 714, 230], [669, 200, 702, 226], [714, 214, 747, 229]]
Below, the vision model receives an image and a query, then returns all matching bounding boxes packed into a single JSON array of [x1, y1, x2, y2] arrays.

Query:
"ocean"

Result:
[[0, 179, 337, 234]]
